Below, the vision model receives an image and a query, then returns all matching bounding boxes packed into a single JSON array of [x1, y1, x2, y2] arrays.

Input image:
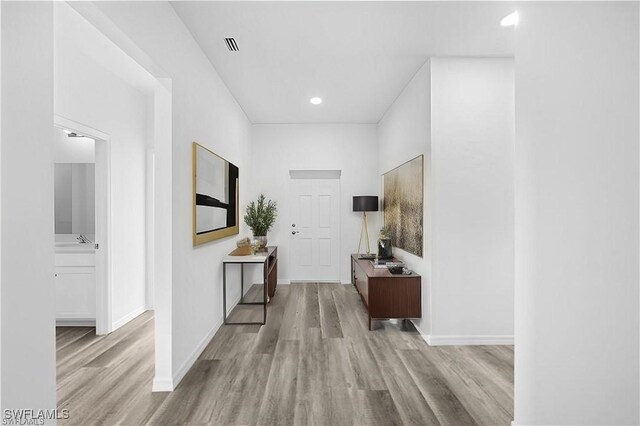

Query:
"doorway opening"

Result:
[[53, 120, 111, 334]]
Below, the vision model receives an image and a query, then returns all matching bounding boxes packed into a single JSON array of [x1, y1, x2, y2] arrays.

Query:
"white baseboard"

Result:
[[341, 280, 352, 285], [112, 305, 147, 331], [152, 377, 174, 392], [422, 333, 514, 346], [277, 279, 290, 285], [56, 319, 96, 327], [171, 316, 223, 389]]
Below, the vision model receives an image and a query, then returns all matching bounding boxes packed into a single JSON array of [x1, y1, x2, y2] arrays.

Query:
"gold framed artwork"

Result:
[[192, 142, 239, 246], [383, 155, 424, 257]]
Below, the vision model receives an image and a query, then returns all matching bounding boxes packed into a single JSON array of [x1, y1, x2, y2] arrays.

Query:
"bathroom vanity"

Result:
[[55, 235, 96, 326]]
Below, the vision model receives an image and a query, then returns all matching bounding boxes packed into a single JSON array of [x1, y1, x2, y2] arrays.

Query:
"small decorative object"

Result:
[[236, 237, 251, 248], [244, 194, 277, 249], [378, 227, 393, 260], [228, 245, 253, 256], [353, 195, 379, 258], [250, 239, 262, 254], [388, 265, 404, 275]]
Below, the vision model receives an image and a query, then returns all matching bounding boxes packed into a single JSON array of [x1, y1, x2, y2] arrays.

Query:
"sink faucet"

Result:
[[77, 234, 90, 244]]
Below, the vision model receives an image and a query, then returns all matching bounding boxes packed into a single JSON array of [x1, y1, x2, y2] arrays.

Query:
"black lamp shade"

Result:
[[353, 196, 379, 212]]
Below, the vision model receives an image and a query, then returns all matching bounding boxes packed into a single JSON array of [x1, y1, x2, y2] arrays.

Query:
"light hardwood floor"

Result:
[[57, 283, 513, 425]]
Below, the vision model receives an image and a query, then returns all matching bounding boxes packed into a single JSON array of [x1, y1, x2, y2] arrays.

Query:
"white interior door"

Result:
[[289, 178, 340, 281]]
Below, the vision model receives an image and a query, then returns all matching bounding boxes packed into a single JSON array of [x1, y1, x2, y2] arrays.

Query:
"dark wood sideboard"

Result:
[[350, 254, 421, 330]]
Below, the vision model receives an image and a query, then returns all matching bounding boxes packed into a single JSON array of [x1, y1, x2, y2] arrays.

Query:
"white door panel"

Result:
[[290, 178, 340, 281]]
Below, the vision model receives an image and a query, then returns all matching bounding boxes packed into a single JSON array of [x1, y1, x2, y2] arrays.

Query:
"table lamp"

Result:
[[353, 196, 379, 256]]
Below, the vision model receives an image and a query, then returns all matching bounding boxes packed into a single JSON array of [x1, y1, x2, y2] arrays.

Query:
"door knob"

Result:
[[292, 230, 300, 235]]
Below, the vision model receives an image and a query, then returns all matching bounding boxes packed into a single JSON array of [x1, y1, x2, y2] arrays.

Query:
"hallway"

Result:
[[57, 283, 513, 425]]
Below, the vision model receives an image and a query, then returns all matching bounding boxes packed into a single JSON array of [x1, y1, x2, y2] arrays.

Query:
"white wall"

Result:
[[251, 124, 379, 283], [53, 127, 95, 163], [1, 1, 57, 416], [378, 61, 432, 333], [514, 2, 639, 424], [54, 3, 148, 329], [430, 58, 514, 341], [378, 58, 514, 343], [87, 2, 252, 389], [1, 1, 4, 407]]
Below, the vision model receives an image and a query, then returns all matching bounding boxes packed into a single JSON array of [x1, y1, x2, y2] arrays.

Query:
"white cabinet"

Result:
[[55, 252, 96, 325]]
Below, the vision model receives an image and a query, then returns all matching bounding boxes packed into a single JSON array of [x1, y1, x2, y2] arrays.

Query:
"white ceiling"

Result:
[[171, 2, 516, 124]]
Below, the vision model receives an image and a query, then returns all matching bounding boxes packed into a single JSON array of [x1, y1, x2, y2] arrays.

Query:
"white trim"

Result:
[[420, 333, 514, 346], [95, 138, 112, 335], [111, 306, 147, 331], [53, 115, 109, 141], [289, 169, 342, 180], [171, 317, 222, 389], [56, 320, 96, 327], [341, 280, 352, 285], [277, 280, 346, 285], [152, 377, 174, 392]]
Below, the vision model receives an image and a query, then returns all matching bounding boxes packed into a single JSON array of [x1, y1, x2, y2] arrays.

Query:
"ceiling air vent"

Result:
[[224, 38, 239, 52]]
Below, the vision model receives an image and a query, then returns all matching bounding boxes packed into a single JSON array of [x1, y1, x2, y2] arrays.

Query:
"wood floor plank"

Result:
[[302, 282, 321, 329], [368, 334, 441, 425], [279, 283, 305, 340], [318, 283, 344, 338], [345, 335, 388, 391], [256, 339, 300, 425], [419, 347, 512, 425], [216, 353, 274, 425], [294, 327, 341, 425], [254, 285, 288, 354], [331, 283, 369, 337], [57, 284, 513, 425], [351, 389, 404, 426], [398, 349, 478, 426], [436, 346, 513, 419]]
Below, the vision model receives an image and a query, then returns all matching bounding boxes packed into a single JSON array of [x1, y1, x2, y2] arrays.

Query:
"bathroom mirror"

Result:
[[54, 163, 95, 234], [192, 142, 239, 246]]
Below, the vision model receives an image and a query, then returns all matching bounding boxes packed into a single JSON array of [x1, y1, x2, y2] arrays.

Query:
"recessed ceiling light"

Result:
[[500, 11, 519, 27], [310, 97, 322, 105]]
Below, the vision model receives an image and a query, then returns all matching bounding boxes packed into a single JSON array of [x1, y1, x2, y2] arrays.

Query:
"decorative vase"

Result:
[[377, 237, 393, 259], [253, 235, 268, 250]]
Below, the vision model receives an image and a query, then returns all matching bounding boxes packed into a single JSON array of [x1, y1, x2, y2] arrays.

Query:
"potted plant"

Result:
[[244, 194, 278, 249]]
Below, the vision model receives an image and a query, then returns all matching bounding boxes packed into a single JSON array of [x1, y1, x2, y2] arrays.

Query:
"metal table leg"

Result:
[[223, 262, 227, 324], [263, 261, 268, 324], [240, 263, 244, 303]]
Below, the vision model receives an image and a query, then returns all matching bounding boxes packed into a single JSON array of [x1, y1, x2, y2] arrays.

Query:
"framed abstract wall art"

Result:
[[383, 155, 424, 257], [192, 142, 239, 246]]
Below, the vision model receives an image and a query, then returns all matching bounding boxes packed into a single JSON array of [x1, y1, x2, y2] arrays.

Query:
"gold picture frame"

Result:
[[192, 142, 239, 246]]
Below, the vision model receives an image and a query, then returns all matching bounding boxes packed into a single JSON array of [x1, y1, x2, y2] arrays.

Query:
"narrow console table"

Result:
[[223, 246, 278, 325], [351, 254, 421, 330]]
